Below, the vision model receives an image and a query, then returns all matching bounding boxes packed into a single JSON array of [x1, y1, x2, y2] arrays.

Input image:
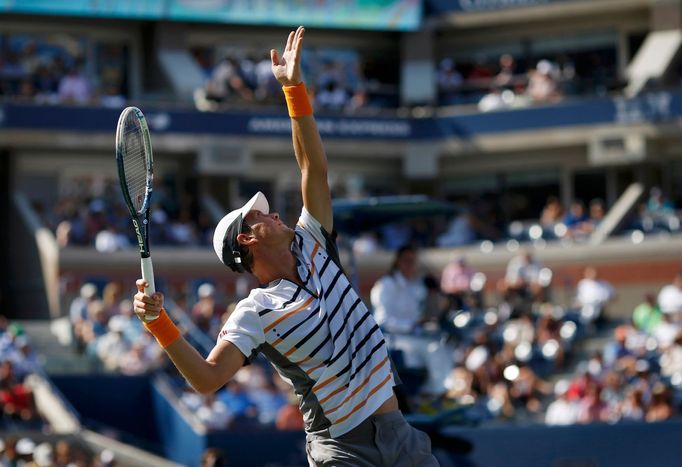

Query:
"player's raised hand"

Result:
[[134, 279, 163, 321], [271, 26, 305, 86]]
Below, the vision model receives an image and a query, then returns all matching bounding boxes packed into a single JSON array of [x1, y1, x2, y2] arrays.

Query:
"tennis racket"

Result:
[[115, 106, 157, 314]]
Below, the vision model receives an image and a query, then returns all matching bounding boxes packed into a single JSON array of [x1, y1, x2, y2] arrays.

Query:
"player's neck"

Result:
[[251, 242, 299, 285]]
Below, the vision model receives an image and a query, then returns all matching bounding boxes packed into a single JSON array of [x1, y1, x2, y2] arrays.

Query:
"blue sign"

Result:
[[426, 0, 570, 14], [0, 0, 422, 31], [1, 91, 681, 140]]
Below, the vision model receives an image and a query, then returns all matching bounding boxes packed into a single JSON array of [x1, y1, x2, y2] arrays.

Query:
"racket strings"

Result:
[[122, 113, 149, 214]]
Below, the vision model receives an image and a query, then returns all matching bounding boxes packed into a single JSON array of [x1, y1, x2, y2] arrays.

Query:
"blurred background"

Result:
[[2, 0, 682, 465]]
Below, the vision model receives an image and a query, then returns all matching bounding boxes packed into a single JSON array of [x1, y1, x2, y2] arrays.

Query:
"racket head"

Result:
[[115, 106, 154, 256]]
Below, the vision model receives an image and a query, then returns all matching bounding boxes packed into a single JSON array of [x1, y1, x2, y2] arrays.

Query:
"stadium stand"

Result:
[[4, 0, 682, 465]]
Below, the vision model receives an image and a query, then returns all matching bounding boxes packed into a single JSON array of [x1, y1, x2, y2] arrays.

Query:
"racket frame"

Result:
[[115, 106, 156, 296]]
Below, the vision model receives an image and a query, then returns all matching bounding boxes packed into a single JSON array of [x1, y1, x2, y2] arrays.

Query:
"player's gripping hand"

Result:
[[134, 279, 163, 322]]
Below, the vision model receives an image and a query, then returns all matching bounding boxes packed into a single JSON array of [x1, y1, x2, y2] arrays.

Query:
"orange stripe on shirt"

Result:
[[309, 242, 320, 277], [325, 356, 389, 415], [314, 374, 337, 392], [318, 383, 348, 405], [333, 373, 393, 425], [306, 361, 326, 376], [264, 295, 315, 333]]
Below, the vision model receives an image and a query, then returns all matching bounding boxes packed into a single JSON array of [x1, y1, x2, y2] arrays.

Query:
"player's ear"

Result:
[[237, 232, 257, 246]]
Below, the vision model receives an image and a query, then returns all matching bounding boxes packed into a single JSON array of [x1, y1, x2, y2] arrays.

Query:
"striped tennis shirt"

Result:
[[218, 208, 397, 437]]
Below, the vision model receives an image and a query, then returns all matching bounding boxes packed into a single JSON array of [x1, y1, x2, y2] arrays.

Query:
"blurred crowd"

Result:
[[353, 187, 680, 253], [544, 271, 682, 426], [0, 436, 115, 467], [178, 364, 303, 432], [0, 34, 127, 107], [53, 249, 682, 432], [437, 50, 619, 110], [193, 46, 395, 114], [367, 246, 682, 427], [68, 282, 165, 374], [37, 176, 213, 251], [0, 316, 43, 431]]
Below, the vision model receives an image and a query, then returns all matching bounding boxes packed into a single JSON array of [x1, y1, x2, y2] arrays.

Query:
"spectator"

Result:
[[82, 300, 110, 356], [563, 199, 591, 240], [0, 361, 39, 424], [577, 382, 608, 423], [191, 283, 222, 335], [646, 187, 675, 218], [95, 224, 129, 252], [575, 266, 615, 324], [646, 382, 675, 422], [102, 281, 124, 319], [588, 198, 606, 231], [652, 312, 680, 350], [478, 86, 512, 112], [276, 392, 305, 431], [315, 81, 348, 110], [632, 292, 662, 334], [539, 195, 563, 228], [15, 437, 35, 465], [196, 393, 233, 430], [370, 245, 453, 397], [69, 283, 98, 352], [493, 54, 517, 91], [500, 249, 550, 305], [0, 437, 19, 466], [509, 365, 551, 413], [54, 439, 76, 467], [603, 325, 632, 369], [440, 254, 476, 311], [437, 58, 463, 95], [526, 59, 561, 103], [659, 332, 682, 378], [436, 211, 476, 247], [545, 379, 579, 425], [96, 315, 130, 372], [57, 64, 91, 105], [205, 56, 254, 103], [619, 388, 645, 421], [201, 448, 226, 467], [658, 271, 682, 316]]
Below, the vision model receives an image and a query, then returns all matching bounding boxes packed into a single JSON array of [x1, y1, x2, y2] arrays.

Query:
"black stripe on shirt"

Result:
[[348, 339, 385, 382], [259, 286, 303, 317], [323, 270, 343, 299], [331, 298, 362, 343], [327, 284, 352, 323], [327, 311, 371, 366], [292, 313, 328, 350], [277, 305, 321, 340]]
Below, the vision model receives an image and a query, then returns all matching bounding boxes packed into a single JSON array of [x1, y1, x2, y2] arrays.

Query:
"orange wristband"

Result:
[[144, 309, 181, 349], [283, 83, 313, 117]]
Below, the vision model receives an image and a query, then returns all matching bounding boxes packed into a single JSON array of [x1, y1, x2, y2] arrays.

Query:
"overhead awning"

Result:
[[626, 29, 682, 97]]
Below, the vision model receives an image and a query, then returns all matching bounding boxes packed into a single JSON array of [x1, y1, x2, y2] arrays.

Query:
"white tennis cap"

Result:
[[213, 192, 269, 272]]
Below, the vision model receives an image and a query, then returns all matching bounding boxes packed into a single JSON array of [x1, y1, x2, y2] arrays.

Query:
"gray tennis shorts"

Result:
[[305, 410, 440, 466]]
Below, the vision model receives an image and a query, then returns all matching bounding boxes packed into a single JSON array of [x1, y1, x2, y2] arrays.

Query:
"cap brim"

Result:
[[239, 191, 269, 219]]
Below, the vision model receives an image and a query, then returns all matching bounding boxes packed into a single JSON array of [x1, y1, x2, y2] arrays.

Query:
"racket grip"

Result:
[[141, 256, 156, 296]]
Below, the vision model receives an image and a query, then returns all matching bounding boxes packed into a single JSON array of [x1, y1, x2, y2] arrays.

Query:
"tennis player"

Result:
[[133, 26, 438, 466]]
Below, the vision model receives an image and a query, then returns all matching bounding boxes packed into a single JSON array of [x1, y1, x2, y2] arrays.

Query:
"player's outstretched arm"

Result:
[[271, 26, 333, 232], [133, 279, 244, 394]]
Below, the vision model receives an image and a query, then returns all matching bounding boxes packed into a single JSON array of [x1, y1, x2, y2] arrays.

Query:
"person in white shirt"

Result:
[[545, 379, 579, 426], [658, 271, 682, 317], [501, 249, 550, 304], [576, 266, 615, 324], [371, 245, 453, 397]]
